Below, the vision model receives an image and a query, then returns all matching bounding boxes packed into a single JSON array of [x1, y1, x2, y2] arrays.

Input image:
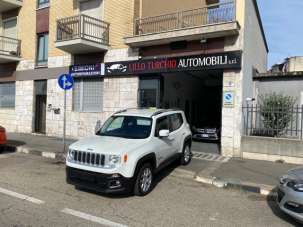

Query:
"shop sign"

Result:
[[69, 64, 104, 77], [105, 51, 242, 76]]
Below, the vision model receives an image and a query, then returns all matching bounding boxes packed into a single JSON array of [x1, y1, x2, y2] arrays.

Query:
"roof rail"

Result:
[[151, 109, 169, 117], [113, 108, 143, 115], [114, 109, 128, 115], [151, 109, 182, 117]]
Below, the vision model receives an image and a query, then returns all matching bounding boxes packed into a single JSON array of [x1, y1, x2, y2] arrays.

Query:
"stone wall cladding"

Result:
[[0, 81, 34, 133], [15, 80, 34, 133], [220, 0, 246, 157], [48, 55, 72, 68], [46, 76, 139, 139], [221, 0, 268, 157], [0, 109, 17, 132], [17, 60, 35, 71], [104, 48, 139, 62]]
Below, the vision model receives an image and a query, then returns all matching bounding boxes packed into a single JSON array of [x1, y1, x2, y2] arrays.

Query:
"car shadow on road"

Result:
[[266, 187, 301, 227], [0, 140, 25, 154], [77, 160, 180, 199]]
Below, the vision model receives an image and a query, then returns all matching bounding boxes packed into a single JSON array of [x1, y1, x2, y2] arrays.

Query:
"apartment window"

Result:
[[0, 82, 15, 108], [37, 0, 50, 8], [73, 77, 103, 112], [36, 33, 48, 67]]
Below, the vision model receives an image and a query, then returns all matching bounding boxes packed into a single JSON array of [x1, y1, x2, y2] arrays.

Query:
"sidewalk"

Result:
[[6, 133, 76, 159], [4, 133, 301, 195], [176, 157, 300, 195]]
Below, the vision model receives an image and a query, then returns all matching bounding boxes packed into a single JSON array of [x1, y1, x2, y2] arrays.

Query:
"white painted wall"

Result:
[[243, 0, 267, 100], [288, 57, 303, 72]]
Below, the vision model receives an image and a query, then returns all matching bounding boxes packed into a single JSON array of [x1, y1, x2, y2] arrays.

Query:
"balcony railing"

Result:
[[56, 14, 110, 46], [0, 36, 21, 57], [134, 1, 235, 36]]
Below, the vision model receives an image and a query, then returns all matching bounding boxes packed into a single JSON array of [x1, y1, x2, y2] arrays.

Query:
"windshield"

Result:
[[97, 116, 152, 139]]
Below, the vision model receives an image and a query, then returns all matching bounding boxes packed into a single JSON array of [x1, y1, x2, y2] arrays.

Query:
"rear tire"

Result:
[[180, 143, 192, 165], [134, 163, 153, 196]]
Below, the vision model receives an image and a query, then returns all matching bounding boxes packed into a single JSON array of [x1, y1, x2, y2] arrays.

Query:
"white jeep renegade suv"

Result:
[[66, 109, 192, 196]]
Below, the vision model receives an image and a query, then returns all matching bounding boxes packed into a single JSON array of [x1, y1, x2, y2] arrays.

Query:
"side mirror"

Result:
[[159, 129, 170, 138], [95, 120, 102, 134]]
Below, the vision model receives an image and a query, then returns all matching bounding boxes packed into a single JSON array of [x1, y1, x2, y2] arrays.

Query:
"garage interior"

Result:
[[139, 70, 223, 154]]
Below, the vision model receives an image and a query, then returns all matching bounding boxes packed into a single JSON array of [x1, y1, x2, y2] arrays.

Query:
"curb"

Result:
[[195, 175, 276, 196], [7, 144, 59, 160], [5, 144, 278, 196]]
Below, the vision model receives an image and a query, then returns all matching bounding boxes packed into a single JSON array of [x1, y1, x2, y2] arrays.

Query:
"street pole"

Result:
[[63, 89, 66, 154]]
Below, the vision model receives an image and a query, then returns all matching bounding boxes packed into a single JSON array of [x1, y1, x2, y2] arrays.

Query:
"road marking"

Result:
[[0, 187, 44, 205], [61, 208, 128, 227], [192, 151, 230, 163]]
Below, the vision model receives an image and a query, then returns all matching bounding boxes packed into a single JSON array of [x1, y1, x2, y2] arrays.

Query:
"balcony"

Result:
[[125, 1, 239, 47], [0, 36, 21, 63], [55, 14, 110, 54], [0, 0, 22, 12]]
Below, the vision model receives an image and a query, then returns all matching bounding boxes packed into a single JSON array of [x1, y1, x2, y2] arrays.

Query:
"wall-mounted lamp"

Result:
[[200, 38, 207, 44], [246, 97, 256, 102]]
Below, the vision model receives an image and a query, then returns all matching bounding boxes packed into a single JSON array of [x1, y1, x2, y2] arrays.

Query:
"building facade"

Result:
[[0, 0, 268, 157]]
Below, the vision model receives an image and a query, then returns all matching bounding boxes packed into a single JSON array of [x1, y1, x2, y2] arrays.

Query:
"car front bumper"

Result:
[[66, 166, 133, 194], [192, 134, 219, 141], [277, 185, 303, 223]]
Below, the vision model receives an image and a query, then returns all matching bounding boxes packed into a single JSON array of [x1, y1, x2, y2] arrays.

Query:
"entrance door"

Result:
[[139, 79, 160, 108], [34, 80, 47, 134]]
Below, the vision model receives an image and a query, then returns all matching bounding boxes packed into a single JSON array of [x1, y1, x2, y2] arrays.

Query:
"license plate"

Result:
[[202, 134, 209, 138]]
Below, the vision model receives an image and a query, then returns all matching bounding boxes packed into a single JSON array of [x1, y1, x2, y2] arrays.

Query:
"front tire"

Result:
[[134, 163, 153, 196], [180, 143, 192, 165]]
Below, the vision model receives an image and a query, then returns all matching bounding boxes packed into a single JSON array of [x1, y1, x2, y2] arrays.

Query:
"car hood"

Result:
[[287, 167, 303, 181], [69, 135, 148, 155]]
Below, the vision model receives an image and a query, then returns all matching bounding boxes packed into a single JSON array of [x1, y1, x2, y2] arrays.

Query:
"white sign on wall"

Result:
[[223, 91, 235, 108]]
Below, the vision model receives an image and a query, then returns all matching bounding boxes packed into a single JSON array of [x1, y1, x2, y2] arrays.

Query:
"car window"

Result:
[[155, 116, 169, 137], [169, 113, 184, 132], [98, 116, 152, 139], [106, 117, 124, 131]]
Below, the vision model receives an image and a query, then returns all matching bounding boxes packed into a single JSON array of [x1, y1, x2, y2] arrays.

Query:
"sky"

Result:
[[257, 0, 303, 69]]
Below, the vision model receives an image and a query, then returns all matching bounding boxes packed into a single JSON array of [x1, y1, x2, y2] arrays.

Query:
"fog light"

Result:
[[109, 180, 121, 189]]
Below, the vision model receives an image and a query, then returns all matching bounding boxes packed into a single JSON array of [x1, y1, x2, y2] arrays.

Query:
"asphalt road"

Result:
[[0, 152, 300, 227]]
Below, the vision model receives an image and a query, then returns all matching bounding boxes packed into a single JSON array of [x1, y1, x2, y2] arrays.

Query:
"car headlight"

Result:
[[67, 149, 75, 161], [109, 155, 121, 165], [294, 183, 303, 192], [287, 180, 303, 192]]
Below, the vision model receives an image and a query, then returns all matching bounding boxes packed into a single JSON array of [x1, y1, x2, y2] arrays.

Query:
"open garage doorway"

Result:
[[139, 70, 223, 154]]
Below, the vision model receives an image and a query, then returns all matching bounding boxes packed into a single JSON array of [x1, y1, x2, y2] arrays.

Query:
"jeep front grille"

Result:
[[72, 150, 105, 167]]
